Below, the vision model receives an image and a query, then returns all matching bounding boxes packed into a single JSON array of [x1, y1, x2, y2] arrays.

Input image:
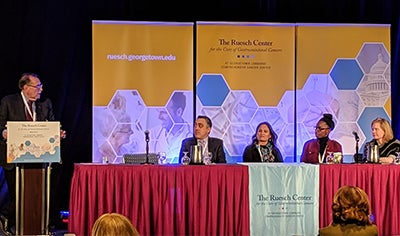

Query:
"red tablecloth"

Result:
[[319, 164, 400, 236], [69, 163, 400, 236], [68, 164, 250, 236]]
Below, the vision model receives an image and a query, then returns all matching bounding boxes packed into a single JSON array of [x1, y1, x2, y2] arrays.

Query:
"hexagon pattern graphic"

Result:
[[197, 74, 230, 106], [93, 42, 390, 164], [330, 59, 363, 90]]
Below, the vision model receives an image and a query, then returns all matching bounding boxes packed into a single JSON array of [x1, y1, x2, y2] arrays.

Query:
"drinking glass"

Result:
[[203, 152, 212, 165], [181, 151, 190, 165], [394, 152, 400, 165], [157, 152, 166, 165]]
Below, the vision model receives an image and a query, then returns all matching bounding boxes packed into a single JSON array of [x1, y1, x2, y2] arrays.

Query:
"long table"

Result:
[[68, 164, 250, 236], [68, 163, 400, 236]]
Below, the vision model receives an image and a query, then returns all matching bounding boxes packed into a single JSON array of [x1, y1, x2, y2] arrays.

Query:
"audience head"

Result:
[[331, 185, 373, 226], [315, 113, 335, 138], [371, 117, 393, 144], [252, 121, 278, 145], [194, 115, 212, 139], [19, 72, 43, 101], [91, 213, 139, 236]]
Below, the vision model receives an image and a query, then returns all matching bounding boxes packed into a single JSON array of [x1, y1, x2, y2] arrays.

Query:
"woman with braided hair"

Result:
[[301, 113, 343, 164]]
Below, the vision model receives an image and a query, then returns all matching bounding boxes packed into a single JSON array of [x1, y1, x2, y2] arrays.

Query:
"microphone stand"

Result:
[[353, 136, 362, 163], [142, 130, 154, 165], [145, 135, 150, 164]]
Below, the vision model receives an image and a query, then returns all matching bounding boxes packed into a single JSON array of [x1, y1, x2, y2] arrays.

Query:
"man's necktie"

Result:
[[26, 100, 33, 121], [198, 140, 206, 155]]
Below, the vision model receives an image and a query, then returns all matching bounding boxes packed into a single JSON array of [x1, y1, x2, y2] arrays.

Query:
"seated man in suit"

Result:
[[179, 115, 226, 163]]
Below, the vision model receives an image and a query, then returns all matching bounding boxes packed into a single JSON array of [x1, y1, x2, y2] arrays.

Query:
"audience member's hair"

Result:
[[331, 185, 373, 226], [91, 213, 139, 236]]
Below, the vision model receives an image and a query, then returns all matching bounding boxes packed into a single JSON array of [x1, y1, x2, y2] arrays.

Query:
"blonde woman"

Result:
[[91, 213, 139, 236], [363, 117, 400, 163]]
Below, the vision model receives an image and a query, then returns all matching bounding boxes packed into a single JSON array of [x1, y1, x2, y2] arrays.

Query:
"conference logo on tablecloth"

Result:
[[244, 163, 319, 235]]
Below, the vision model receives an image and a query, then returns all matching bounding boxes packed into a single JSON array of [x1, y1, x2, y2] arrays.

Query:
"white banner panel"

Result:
[[244, 163, 319, 235]]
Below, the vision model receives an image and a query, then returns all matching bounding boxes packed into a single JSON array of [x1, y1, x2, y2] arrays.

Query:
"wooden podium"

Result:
[[7, 121, 61, 235], [16, 163, 51, 235]]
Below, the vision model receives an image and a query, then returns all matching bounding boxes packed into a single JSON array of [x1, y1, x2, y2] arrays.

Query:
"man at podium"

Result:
[[0, 72, 65, 234]]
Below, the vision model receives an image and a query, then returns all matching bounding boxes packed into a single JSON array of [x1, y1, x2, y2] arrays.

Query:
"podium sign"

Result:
[[6, 121, 61, 163]]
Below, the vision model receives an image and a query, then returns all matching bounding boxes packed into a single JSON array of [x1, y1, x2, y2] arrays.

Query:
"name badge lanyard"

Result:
[[21, 91, 36, 121]]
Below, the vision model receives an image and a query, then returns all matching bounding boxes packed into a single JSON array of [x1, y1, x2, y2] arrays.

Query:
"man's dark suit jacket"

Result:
[[179, 137, 226, 163], [0, 93, 55, 167]]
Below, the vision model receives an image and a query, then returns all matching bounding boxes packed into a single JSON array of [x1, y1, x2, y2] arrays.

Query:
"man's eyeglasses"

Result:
[[28, 83, 43, 89], [315, 126, 330, 131]]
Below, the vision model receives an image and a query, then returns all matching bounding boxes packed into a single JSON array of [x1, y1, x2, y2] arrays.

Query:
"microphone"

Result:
[[144, 130, 151, 164], [352, 131, 360, 141]]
